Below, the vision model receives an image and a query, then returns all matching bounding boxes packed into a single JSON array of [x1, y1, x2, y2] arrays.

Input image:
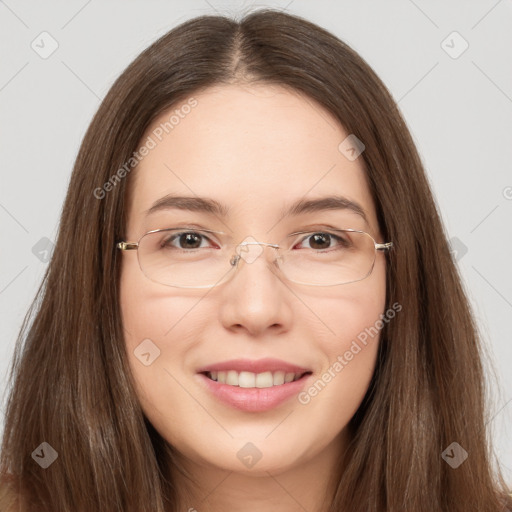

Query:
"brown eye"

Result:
[[161, 232, 211, 250], [295, 232, 351, 251]]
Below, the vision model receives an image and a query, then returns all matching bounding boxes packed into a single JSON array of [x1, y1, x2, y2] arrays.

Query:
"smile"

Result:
[[204, 370, 307, 387], [196, 359, 313, 412]]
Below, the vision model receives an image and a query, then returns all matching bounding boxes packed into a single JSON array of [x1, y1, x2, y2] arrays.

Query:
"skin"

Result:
[[119, 83, 388, 512]]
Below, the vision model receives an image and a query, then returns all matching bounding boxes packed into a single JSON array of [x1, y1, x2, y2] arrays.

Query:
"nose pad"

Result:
[[229, 254, 239, 267], [235, 237, 265, 265], [230, 238, 282, 274]]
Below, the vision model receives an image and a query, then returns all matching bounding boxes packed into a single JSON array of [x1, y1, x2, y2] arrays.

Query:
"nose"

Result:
[[218, 240, 292, 337]]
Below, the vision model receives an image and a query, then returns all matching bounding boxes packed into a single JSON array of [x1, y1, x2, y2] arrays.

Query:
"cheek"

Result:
[[322, 291, 383, 384], [119, 259, 190, 397], [119, 265, 203, 445], [306, 258, 386, 356], [118, 256, 219, 402], [119, 256, 200, 343], [298, 264, 387, 423]]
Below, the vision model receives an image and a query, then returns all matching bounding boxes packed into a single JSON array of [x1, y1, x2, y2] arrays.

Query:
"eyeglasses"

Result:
[[116, 227, 393, 288]]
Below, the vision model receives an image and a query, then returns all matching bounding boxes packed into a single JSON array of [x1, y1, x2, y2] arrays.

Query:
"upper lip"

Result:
[[197, 358, 311, 374]]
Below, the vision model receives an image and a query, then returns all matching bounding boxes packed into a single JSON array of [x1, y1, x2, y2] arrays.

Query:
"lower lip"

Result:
[[198, 373, 312, 412]]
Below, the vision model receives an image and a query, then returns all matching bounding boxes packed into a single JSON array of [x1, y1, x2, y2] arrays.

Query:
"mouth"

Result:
[[196, 359, 313, 412], [201, 370, 311, 388]]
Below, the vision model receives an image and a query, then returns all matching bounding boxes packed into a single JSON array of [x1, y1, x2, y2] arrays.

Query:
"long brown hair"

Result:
[[1, 9, 510, 512]]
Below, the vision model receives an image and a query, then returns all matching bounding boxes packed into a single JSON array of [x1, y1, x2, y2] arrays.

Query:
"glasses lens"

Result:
[[280, 229, 376, 286], [138, 230, 232, 288], [137, 229, 377, 288]]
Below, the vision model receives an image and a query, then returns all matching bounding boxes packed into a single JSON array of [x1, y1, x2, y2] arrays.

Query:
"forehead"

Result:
[[127, 84, 379, 236]]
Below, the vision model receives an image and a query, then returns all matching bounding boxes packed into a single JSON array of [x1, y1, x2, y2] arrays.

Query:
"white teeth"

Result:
[[226, 370, 238, 386], [239, 371, 256, 388], [206, 370, 306, 387], [273, 371, 285, 386], [255, 371, 273, 388]]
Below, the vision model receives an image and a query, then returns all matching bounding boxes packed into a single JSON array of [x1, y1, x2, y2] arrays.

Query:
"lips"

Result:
[[196, 358, 313, 412], [196, 358, 311, 375]]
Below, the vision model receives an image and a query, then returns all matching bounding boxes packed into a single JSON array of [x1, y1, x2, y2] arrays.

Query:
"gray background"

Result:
[[1, 0, 511, 483]]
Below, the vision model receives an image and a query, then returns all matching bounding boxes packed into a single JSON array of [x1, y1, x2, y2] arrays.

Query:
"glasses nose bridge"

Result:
[[229, 239, 282, 269]]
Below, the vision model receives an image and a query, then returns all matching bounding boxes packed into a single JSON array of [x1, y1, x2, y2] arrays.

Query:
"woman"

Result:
[[1, 8, 510, 512]]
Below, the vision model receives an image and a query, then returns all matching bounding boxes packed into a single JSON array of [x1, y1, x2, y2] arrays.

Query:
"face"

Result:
[[119, 83, 388, 477]]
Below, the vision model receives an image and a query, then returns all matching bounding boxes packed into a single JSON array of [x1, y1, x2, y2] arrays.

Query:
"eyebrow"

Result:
[[145, 194, 368, 224]]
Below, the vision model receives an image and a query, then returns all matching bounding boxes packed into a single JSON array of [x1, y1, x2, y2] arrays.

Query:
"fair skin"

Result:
[[120, 83, 387, 512]]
